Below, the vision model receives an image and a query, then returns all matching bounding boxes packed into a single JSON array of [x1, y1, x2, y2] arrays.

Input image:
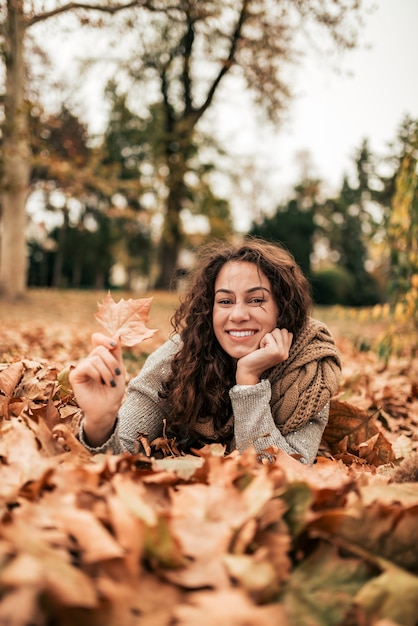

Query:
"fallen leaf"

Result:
[[355, 565, 418, 625], [223, 551, 281, 602], [324, 400, 396, 466], [283, 542, 372, 626], [173, 589, 288, 626], [95, 291, 157, 347], [0, 361, 24, 396]]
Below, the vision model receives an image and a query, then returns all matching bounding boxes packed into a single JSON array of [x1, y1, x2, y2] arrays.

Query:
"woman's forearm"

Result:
[[230, 379, 329, 464]]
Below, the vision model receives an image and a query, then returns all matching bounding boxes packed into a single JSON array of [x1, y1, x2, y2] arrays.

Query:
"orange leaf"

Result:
[[94, 291, 157, 347]]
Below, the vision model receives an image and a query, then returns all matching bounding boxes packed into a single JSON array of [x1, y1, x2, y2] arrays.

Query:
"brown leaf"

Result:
[[0, 417, 54, 488], [45, 496, 125, 564], [107, 493, 145, 578], [309, 482, 418, 572], [95, 291, 157, 347], [173, 589, 288, 626], [323, 400, 396, 466], [0, 586, 41, 626], [0, 361, 24, 396], [0, 517, 98, 609], [223, 551, 281, 602]]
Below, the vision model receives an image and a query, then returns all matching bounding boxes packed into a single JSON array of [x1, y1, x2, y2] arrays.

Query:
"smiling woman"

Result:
[[70, 238, 342, 464]]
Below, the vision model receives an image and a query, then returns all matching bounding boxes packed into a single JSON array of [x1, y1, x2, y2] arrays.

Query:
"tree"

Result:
[[318, 141, 382, 305], [94, 0, 366, 288], [375, 121, 418, 359], [346, 119, 418, 360], [249, 179, 320, 277], [27, 96, 153, 290], [386, 120, 418, 297], [28, 104, 90, 287], [0, 0, 156, 300], [100, 83, 234, 284]]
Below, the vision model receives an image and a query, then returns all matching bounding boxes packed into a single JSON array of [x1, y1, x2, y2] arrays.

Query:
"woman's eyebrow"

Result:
[[214, 288, 233, 295], [214, 286, 271, 295], [247, 286, 271, 294]]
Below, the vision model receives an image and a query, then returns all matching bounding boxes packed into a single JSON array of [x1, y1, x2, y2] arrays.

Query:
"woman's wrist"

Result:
[[82, 413, 118, 448], [235, 369, 260, 385]]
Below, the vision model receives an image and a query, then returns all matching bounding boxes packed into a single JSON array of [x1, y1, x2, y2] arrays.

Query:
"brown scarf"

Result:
[[268, 317, 341, 435]]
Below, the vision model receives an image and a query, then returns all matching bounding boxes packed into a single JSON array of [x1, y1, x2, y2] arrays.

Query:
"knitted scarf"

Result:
[[268, 316, 341, 435]]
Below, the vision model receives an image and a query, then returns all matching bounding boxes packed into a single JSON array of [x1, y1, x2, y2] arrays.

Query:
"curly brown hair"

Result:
[[159, 238, 313, 449]]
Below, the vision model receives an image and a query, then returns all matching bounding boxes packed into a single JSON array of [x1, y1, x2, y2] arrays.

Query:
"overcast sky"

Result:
[[213, 0, 418, 227]]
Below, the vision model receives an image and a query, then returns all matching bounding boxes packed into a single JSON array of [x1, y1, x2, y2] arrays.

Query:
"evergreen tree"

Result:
[[249, 179, 319, 278], [318, 141, 382, 306]]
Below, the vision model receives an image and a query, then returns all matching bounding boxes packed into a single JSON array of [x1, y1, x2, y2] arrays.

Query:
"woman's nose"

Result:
[[229, 302, 250, 321]]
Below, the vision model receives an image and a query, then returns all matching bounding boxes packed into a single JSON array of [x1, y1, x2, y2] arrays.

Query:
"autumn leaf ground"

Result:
[[1, 288, 418, 625]]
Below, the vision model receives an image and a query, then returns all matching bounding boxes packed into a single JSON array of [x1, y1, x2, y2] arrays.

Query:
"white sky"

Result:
[[216, 0, 418, 228], [279, 0, 418, 188]]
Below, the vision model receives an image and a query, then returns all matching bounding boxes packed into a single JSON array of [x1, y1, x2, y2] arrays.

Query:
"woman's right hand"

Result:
[[69, 333, 126, 447]]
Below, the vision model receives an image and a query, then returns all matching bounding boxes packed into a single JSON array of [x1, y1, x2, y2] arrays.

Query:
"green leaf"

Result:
[[355, 566, 418, 625], [144, 516, 187, 569], [283, 542, 372, 626], [282, 482, 314, 537]]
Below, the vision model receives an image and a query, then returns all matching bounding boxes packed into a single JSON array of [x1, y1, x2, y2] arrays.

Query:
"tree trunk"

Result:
[[0, 1, 31, 299], [154, 120, 193, 290], [51, 208, 69, 288], [154, 185, 184, 290]]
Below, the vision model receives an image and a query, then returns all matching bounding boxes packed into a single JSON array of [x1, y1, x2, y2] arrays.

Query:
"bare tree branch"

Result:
[[27, 0, 167, 27], [193, 0, 249, 124]]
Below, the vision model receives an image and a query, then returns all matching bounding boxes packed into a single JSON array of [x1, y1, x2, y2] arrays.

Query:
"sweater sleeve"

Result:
[[230, 379, 329, 464], [78, 337, 180, 455]]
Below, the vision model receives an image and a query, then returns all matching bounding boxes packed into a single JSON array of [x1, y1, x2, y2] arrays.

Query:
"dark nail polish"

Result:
[[109, 341, 117, 348], [115, 367, 121, 376], [110, 379, 117, 388]]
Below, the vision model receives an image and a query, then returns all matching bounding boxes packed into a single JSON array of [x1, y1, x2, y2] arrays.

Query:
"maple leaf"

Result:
[[94, 291, 157, 347]]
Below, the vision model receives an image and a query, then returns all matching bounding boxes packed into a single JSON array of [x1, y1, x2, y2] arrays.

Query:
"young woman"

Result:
[[70, 238, 341, 464]]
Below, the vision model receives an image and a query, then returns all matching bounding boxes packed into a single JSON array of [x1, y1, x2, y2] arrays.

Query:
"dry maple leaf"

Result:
[[95, 291, 157, 347]]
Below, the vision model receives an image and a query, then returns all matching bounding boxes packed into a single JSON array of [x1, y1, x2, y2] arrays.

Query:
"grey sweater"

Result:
[[79, 336, 330, 464]]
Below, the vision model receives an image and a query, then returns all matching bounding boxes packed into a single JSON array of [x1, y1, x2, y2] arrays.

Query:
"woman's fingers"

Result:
[[70, 340, 125, 388], [91, 332, 119, 350], [85, 354, 118, 386], [262, 328, 293, 359]]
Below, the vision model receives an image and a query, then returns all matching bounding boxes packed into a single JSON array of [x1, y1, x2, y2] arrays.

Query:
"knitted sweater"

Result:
[[79, 318, 341, 464]]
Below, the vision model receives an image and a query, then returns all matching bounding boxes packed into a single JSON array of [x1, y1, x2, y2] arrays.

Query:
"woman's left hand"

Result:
[[235, 328, 293, 385]]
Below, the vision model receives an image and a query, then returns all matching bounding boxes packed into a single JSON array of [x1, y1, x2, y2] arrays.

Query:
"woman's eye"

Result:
[[217, 299, 233, 305], [249, 297, 265, 305]]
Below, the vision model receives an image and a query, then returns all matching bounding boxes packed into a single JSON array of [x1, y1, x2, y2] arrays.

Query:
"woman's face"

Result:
[[212, 261, 279, 360]]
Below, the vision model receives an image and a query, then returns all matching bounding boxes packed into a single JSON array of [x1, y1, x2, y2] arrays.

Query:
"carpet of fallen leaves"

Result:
[[1, 289, 418, 626]]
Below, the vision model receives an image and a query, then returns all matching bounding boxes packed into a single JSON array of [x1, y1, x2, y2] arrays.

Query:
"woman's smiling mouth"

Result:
[[227, 330, 257, 338]]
